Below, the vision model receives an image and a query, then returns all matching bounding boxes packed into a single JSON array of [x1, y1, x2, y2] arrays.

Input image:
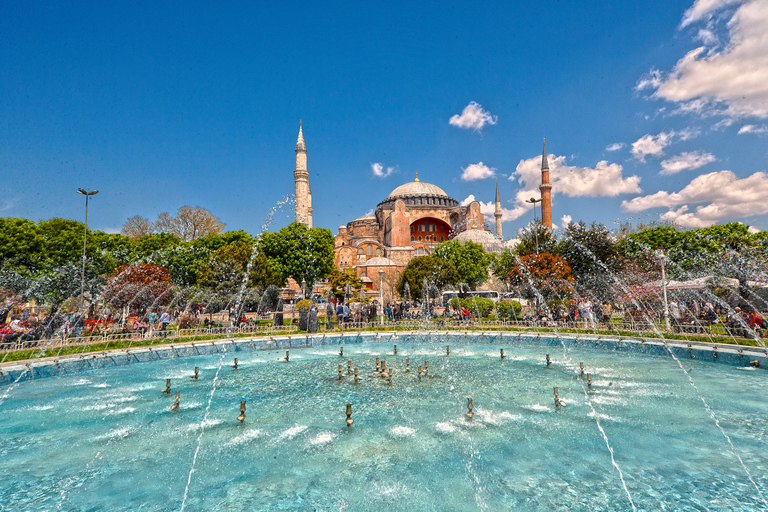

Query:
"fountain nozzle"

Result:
[[446, 346, 450, 356], [346, 403, 354, 427], [232, 358, 238, 370], [354, 367, 360, 384], [340, 346, 343, 358], [424, 361, 429, 376], [546, 354, 551, 368], [406, 358, 410, 372], [162, 378, 171, 394], [500, 349, 506, 360], [338, 364, 344, 380], [466, 397, 474, 420], [284, 351, 290, 362], [347, 360, 352, 375], [580, 362, 584, 378], [554, 387, 566, 408], [394, 345, 397, 355], [170, 391, 180, 411], [587, 373, 593, 391], [191, 367, 199, 380], [237, 401, 246, 423], [387, 368, 393, 385]]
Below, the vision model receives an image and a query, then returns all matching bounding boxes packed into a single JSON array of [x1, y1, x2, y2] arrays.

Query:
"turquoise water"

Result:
[[1, 336, 767, 511]]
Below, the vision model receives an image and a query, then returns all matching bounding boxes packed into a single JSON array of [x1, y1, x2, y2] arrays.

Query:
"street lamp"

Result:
[[379, 268, 385, 326], [525, 197, 542, 254], [77, 188, 98, 315]]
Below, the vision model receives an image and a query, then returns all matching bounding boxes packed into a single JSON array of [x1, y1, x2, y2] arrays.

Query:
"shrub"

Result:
[[295, 299, 313, 311], [496, 300, 522, 320], [461, 297, 494, 318]]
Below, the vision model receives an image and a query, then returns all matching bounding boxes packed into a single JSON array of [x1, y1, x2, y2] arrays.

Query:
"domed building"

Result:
[[334, 172, 488, 278]]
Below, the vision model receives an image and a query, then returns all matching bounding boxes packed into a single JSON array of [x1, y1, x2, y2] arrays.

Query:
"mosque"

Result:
[[291, 122, 552, 293]]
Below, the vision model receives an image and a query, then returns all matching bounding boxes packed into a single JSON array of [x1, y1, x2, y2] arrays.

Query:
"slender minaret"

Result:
[[494, 178, 503, 238], [540, 138, 552, 229], [294, 121, 312, 228]]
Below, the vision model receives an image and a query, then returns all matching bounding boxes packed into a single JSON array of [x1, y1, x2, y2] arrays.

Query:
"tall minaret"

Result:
[[540, 138, 553, 229], [294, 121, 312, 228], [494, 177, 503, 238]]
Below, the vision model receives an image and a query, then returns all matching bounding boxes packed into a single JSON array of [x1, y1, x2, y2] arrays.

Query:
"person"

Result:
[[336, 302, 344, 326], [579, 299, 595, 329], [159, 310, 170, 330]]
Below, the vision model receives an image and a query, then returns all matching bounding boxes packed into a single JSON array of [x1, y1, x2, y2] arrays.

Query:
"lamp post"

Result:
[[379, 268, 385, 326], [77, 188, 98, 315], [525, 197, 542, 254]]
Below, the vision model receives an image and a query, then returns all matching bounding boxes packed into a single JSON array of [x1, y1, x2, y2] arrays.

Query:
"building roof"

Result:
[[352, 214, 377, 222], [454, 227, 506, 253], [386, 180, 450, 200], [357, 256, 398, 267]]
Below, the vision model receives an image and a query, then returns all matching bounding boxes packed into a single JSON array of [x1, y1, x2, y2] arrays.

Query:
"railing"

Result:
[[2, 316, 763, 361]]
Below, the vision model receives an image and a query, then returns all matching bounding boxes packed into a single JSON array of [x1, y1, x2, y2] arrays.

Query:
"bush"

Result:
[[295, 299, 313, 311], [496, 300, 522, 320], [461, 297, 494, 318]]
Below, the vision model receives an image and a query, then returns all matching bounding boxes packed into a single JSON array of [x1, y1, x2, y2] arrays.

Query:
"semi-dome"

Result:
[[358, 256, 397, 267], [386, 180, 450, 200], [454, 228, 505, 253]]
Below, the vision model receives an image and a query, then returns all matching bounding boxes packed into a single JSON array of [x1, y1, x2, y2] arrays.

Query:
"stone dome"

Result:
[[358, 256, 397, 267], [386, 181, 450, 200], [454, 228, 505, 253]]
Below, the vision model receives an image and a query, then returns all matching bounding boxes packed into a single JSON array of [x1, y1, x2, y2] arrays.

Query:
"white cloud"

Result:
[[681, 0, 743, 27], [646, 0, 768, 119], [660, 151, 717, 175], [748, 225, 761, 233], [631, 131, 674, 161], [371, 162, 396, 178], [738, 124, 768, 134], [502, 154, 641, 222], [630, 129, 700, 161], [621, 170, 768, 227], [561, 214, 573, 227], [606, 142, 626, 152], [461, 162, 496, 181], [449, 101, 497, 131], [462, 194, 523, 224]]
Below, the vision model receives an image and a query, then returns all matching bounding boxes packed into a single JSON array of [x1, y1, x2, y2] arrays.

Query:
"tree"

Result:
[[102, 264, 174, 314], [559, 221, 621, 300], [37, 218, 102, 269], [0, 218, 45, 270], [153, 206, 225, 242], [327, 268, 363, 301], [432, 239, 490, 290], [490, 249, 518, 291], [121, 215, 153, 239], [515, 220, 559, 257], [507, 253, 574, 304], [198, 241, 281, 300], [396, 256, 458, 300], [258, 222, 336, 291], [192, 230, 254, 253]]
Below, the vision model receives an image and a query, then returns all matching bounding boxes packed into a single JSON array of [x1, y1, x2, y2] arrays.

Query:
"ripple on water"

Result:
[[279, 424, 308, 440], [226, 428, 263, 447], [390, 426, 416, 438], [309, 431, 335, 446]]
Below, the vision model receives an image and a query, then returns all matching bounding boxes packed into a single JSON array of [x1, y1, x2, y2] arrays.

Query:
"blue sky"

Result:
[[2, 0, 767, 237]]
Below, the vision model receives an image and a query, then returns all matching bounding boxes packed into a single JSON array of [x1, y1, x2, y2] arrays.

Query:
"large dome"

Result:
[[386, 180, 449, 199], [454, 227, 505, 253]]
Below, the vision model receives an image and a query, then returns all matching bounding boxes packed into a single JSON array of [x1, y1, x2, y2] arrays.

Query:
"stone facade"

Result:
[[333, 173, 488, 280]]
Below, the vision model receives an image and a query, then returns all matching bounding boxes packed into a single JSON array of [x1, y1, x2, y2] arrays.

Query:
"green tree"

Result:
[[327, 267, 363, 301], [0, 218, 45, 270], [490, 249, 518, 291], [432, 239, 490, 290], [559, 221, 621, 300], [396, 256, 458, 300], [192, 230, 254, 253], [133, 233, 182, 258], [37, 218, 103, 269], [258, 222, 335, 291], [515, 220, 559, 257]]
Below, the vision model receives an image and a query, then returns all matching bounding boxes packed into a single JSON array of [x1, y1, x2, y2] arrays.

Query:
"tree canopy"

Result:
[[258, 222, 335, 290], [432, 239, 489, 290], [396, 256, 459, 300]]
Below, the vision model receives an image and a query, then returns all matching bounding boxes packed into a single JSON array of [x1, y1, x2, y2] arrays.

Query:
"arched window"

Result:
[[411, 236, 415, 241], [418, 236, 422, 241], [441, 236, 444, 242], [358, 248, 364, 255], [376, 247, 381, 256], [367, 245, 372, 256]]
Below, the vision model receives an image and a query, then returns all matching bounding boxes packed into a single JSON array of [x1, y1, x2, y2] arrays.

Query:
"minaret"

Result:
[[494, 178, 503, 238], [539, 138, 552, 229], [294, 121, 312, 228]]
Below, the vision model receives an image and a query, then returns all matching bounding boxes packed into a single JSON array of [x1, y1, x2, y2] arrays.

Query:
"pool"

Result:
[[1, 333, 767, 511]]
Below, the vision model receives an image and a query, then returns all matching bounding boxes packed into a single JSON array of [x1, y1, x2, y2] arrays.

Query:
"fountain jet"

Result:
[[237, 401, 246, 423], [170, 391, 180, 411]]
